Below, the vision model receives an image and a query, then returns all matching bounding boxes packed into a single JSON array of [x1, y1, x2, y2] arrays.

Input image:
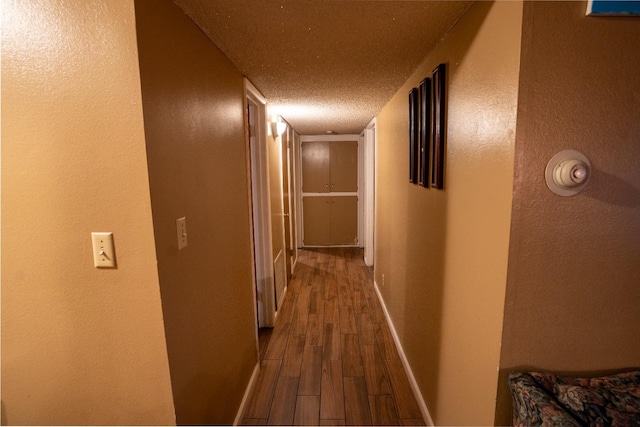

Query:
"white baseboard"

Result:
[[373, 280, 435, 427], [233, 362, 260, 426]]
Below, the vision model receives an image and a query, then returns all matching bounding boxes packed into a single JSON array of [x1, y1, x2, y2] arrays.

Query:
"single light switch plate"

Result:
[[176, 217, 187, 250], [91, 232, 116, 268]]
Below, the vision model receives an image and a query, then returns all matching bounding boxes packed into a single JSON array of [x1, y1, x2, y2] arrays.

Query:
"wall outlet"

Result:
[[176, 217, 187, 250]]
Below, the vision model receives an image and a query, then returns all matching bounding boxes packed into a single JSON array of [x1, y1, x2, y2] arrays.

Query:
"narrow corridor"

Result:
[[242, 248, 426, 426]]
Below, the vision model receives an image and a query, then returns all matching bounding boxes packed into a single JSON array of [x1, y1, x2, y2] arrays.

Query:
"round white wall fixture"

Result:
[[545, 150, 591, 196]]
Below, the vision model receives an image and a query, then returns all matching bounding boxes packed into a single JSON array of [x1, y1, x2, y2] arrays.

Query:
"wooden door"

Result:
[[330, 196, 358, 245], [302, 196, 331, 245], [302, 141, 330, 193], [301, 140, 359, 246], [330, 140, 358, 192]]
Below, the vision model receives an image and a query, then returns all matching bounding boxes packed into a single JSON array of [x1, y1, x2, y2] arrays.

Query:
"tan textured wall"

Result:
[[374, 2, 522, 425], [496, 2, 640, 424], [134, 0, 257, 423], [1, 0, 175, 424]]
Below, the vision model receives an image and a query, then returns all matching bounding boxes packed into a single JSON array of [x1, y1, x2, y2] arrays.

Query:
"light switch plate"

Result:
[[91, 232, 116, 268], [176, 217, 187, 250]]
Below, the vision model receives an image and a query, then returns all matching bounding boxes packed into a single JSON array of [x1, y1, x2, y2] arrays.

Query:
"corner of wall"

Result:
[[496, 2, 640, 423]]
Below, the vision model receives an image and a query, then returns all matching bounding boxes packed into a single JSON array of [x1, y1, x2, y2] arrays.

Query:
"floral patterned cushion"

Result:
[[508, 371, 640, 427], [553, 372, 640, 427], [508, 372, 582, 426]]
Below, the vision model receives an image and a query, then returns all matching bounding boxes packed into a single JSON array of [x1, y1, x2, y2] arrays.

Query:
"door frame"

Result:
[[244, 78, 276, 328], [281, 125, 293, 280], [363, 119, 376, 266], [290, 131, 300, 270]]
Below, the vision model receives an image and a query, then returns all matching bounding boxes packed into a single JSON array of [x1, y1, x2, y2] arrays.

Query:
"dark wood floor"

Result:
[[242, 248, 426, 426]]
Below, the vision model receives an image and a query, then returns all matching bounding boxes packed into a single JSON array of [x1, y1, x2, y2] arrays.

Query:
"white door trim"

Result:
[[363, 120, 376, 266], [283, 126, 297, 274], [299, 134, 361, 142], [244, 78, 276, 329], [290, 131, 300, 269]]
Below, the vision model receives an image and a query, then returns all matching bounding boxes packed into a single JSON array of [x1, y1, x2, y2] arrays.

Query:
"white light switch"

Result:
[[176, 217, 187, 250], [91, 232, 116, 268]]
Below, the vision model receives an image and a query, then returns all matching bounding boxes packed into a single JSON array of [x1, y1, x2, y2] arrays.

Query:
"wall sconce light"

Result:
[[545, 150, 591, 196], [271, 117, 287, 137]]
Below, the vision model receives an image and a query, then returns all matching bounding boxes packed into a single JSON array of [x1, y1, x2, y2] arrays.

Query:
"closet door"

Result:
[[301, 140, 359, 246], [302, 196, 357, 246], [329, 140, 358, 192], [330, 196, 358, 245], [302, 196, 331, 245], [302, 141, 330, 193]]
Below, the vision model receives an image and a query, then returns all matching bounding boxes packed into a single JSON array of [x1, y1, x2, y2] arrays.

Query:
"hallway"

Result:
[[242, 248, 425, 426]]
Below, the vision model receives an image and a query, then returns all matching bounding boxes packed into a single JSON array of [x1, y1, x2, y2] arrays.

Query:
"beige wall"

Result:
[[496, 2, 640, 424], [1, 0, 175, 424], [374, 2, 522, 425], [134, 0, 257, 424]]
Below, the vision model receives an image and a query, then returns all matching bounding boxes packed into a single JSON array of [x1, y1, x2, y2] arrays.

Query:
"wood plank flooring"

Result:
[[242, 248, 425, 426]]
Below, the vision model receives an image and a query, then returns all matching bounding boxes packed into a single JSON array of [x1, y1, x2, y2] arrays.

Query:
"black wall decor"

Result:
[[409, 64, 446, 189], [431, 63, 446, 189], [409, 87, 419, 184], [419, 78, 431, 187]]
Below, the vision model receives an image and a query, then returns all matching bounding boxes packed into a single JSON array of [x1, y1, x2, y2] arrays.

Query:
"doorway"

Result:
[[299, 135, 362, 248]]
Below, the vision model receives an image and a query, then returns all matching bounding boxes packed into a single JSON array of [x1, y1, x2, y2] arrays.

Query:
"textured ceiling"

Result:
[[173, 0, 472, 135]]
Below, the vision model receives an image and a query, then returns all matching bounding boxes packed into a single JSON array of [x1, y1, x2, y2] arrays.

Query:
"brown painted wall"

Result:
[[134, 0, 257, 423], [496, 2, 640, 423], [374, 2, 522, 425], [1, 0, 175, 424]]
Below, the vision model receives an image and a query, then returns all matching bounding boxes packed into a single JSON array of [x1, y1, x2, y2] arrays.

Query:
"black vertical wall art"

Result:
[[431, 63, 446, 189], [410, 65, 446, 189], [409, 87, 420, 184], [419, 78, 431, 188]]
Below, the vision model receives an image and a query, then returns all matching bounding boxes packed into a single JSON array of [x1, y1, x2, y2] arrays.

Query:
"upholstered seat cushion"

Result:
[[550, 371, 640, 427], [508, 370, 640, 427]]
